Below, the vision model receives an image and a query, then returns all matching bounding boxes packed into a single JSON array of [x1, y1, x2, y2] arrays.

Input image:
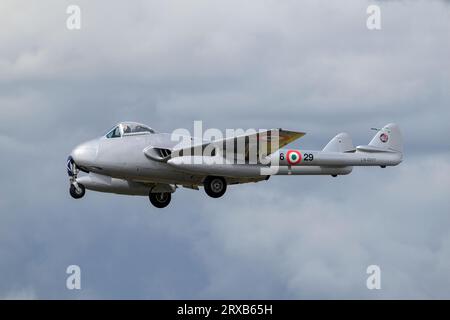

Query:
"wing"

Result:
[[170, 128, 305, 162]]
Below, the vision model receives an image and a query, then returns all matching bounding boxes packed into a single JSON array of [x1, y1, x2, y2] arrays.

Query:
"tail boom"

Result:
[[273, 148, 402, 168], [271, 123, 403, 175]]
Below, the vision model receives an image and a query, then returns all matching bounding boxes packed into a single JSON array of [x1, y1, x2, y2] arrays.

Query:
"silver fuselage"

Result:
[[69, 123, 403, 197], [71, 133, 208, 185]]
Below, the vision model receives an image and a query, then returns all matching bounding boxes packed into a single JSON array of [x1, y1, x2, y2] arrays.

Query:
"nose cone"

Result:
[[71, 139, 99, 167]]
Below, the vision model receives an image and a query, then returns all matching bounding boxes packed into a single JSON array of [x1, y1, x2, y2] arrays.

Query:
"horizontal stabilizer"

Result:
[[322, 133, 355, 153]]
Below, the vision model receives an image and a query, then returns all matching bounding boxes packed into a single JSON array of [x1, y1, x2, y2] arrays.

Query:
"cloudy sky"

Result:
[[0, 0, 449, 299]]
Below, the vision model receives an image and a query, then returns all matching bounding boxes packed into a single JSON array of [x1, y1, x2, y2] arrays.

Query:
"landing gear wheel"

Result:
[[204, 176, 227, 198], [70, 184, 85, 199], [149, 192, 171, 208]]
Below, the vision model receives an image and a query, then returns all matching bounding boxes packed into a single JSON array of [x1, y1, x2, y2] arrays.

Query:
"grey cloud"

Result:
[[192, 154, 450, 298]]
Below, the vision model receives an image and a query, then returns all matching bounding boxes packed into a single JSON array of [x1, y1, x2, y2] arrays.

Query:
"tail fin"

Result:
[[368, 123, 403, 153], [323, 132, 355, 152]]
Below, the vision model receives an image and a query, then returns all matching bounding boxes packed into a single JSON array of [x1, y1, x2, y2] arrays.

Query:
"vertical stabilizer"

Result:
[[368, 123, 403, 153]]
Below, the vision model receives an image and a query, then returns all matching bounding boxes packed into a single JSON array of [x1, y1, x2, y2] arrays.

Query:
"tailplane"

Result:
[[323, 132, 355, 153]]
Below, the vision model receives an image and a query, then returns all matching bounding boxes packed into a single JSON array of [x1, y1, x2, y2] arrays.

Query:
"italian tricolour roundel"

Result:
[[286, 150, 302, 165], [380, 133, 389, 143]]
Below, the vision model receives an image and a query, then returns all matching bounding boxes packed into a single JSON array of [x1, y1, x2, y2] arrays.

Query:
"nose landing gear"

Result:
[[67, 156, 86, 199]]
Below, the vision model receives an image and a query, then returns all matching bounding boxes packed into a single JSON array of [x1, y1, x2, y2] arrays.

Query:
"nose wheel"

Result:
[[149, 192, 171, 208], [67, 156, 86, 199], [70, 183, 86, 199]]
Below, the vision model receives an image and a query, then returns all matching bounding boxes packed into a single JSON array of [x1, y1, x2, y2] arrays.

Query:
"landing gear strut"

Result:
[[67, 156, 86, 199], [149, 192, 171, 208], [204, 176, 227, 198]]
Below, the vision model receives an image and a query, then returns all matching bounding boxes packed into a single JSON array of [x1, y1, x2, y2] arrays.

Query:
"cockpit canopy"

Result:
[[105, 122, 155, 138]]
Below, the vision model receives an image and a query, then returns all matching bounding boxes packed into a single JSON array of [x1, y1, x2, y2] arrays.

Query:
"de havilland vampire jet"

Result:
[[67, 122, 403, 208]]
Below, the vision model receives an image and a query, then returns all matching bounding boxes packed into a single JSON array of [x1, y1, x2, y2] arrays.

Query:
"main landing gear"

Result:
[[149, 192, 171, 208], [67, 156, 86, 199], [204, 176, 227, 198]]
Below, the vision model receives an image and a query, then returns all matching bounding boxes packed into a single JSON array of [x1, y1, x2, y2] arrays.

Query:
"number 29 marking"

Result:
[[303, 153, 314, 161]]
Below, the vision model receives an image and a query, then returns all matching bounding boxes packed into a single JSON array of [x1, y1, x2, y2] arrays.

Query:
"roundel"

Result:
[[286, 150, 302, 165], [380, 133, 389, 143]]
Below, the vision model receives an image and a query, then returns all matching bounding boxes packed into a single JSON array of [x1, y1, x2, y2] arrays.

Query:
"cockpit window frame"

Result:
[[105, 125, 122, 139], [120, 123, 155, 136], [104, 122, 155, 139]]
